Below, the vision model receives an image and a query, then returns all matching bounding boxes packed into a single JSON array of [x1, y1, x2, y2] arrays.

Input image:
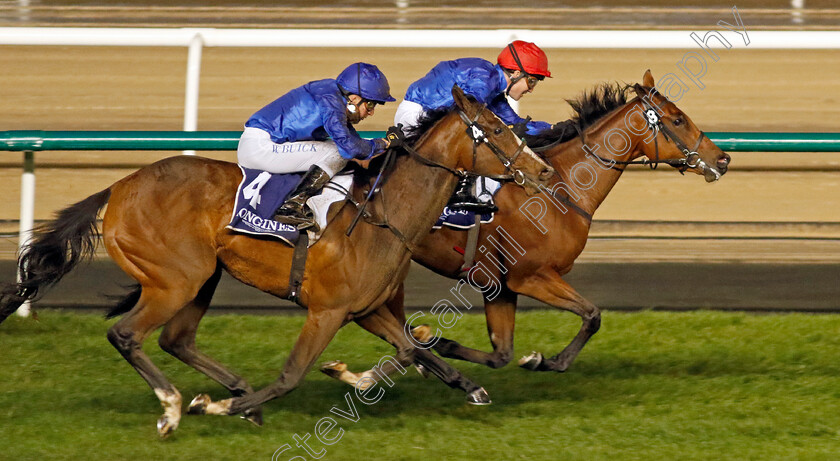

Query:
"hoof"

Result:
[[466, 387, 492, 406], [518, 351, 544, 371], [320, 360, 348, 380], [157, 414, 178, 438], [411, 324, 433, 343], [241, 407, 264, 427], [188, 394, 210, 415], [414, 363, 430, 378]]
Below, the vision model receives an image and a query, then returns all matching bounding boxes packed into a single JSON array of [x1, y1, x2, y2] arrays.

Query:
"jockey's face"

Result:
[[507, 70, 537, 101], [347, 94, 375, 124]]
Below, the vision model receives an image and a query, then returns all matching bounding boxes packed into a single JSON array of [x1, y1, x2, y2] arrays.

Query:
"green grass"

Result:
[[2, 310, 840, 460]]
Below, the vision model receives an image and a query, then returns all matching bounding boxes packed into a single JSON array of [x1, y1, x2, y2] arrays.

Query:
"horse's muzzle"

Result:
[[716, 153, 731, 175]]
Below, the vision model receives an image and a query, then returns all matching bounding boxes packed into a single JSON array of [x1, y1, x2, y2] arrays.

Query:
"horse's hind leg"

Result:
[[157, 267, 263, 426], [511, 273, 601, 372], [107, 286, 202, 438]]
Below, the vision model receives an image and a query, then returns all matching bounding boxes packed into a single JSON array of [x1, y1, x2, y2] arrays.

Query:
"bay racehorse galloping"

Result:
[[0, 86, 553, 437], [323, 70, 731, 387]]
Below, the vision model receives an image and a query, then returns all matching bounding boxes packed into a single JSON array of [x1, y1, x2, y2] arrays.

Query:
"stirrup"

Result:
[[448, 199, 498, 214], [273, 209, 316, 230], [448, 176, 497, 213]]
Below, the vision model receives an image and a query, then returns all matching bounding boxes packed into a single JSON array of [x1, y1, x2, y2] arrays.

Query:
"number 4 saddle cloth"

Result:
[[227, 166, 353, 247]]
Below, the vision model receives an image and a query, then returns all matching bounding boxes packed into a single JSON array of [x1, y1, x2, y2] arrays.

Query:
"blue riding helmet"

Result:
[[336, 62, 396, 104]]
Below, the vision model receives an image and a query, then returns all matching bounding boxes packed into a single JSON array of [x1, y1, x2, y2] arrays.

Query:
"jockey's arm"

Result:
[[322, 109, 383, 161]]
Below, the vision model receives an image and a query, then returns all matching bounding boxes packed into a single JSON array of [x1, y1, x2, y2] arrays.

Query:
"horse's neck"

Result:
[[545, 102, 645, 218], [376, 122, 462, 245]]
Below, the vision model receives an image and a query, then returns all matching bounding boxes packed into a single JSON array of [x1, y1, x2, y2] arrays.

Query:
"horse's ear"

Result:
[[643, 69, 655, 87], [452, 84, 471, 113]]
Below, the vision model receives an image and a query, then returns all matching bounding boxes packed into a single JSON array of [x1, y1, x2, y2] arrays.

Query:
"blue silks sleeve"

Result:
[[488, 94, 552, 135], [320, 93, 379, 160]]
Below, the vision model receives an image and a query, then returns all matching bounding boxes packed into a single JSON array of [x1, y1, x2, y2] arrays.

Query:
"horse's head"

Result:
[[450, 85, 554, 194], [633, 70, 731, 182]]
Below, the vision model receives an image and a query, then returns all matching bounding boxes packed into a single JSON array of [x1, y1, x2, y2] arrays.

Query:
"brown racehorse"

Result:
[[322, 70, 732, 387], [0, 86, 553, 437]]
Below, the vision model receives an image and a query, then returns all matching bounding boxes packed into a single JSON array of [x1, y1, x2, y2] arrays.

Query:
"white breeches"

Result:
[[237, 127, 348, 177], [393, 100, 425, 132]]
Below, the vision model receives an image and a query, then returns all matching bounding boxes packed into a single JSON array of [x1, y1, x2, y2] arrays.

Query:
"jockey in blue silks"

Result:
[[238, 62, 396, 228], [394, 41, 553, 213]]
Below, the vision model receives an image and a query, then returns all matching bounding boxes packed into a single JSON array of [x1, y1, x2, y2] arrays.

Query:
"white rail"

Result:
[[1, 28, 839, 48]]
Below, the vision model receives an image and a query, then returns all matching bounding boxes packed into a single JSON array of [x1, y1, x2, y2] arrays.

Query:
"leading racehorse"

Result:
[[0, 86, 553, 437], [322, 70, 732, 387]]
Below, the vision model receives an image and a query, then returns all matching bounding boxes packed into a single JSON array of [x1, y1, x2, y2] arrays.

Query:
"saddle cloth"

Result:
[[433, 177, 501, 230], [227, 166, 352, 247]]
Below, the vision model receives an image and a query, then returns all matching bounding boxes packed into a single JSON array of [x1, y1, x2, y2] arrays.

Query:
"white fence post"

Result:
[[183, 32, 204, 155], [16, 150, 34, 318]]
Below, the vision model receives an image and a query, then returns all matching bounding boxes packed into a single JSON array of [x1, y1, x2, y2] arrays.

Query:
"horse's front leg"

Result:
[[509, 272, 601, 372], [188, 307, 347, 416], [322, 290, 490, 404]]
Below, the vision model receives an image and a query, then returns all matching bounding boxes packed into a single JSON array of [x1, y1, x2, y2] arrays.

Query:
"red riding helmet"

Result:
[[497, 40, 551, 78]]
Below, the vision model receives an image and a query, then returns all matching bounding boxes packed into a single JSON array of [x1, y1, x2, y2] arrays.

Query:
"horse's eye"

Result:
[[494, 127, 504, 135], [673, 118, 683, 126]]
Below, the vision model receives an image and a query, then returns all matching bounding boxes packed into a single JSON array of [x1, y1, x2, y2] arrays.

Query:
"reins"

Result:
[[344, 105, 540, 252]]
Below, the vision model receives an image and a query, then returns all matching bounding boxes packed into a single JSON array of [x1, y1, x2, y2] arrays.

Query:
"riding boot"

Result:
[[448, 176, 498, 213], [273, 165, 331, 229]]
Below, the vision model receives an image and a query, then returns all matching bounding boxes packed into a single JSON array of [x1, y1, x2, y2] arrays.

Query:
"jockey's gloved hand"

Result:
[[385, 124, 406, 149], [509, 116, 532, 138]]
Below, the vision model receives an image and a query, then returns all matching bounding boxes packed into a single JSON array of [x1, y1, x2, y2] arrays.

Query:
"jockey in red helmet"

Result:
[[497, 40, 552, 99], [394, 40, 552, 213]]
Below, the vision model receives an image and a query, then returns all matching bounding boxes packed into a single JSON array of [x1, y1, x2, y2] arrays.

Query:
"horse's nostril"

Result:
[[718, 153, 731, 168], [540, 168, 554, 181]]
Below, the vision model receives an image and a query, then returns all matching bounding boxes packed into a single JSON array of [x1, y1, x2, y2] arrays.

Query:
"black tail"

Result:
[[0, 188, 111, 324], [105, 284, 141, 319]]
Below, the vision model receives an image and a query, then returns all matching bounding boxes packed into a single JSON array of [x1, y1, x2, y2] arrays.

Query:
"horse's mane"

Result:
[[403, 106, 453, 145], [525, 82, 633, 149]]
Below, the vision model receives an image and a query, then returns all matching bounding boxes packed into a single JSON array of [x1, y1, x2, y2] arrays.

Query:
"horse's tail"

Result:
[[0, 188, 111, 324], [105, 284, 141, 319]]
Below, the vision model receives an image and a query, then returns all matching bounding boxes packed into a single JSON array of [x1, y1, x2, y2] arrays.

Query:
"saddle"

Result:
[[227, 166, 353, 247]]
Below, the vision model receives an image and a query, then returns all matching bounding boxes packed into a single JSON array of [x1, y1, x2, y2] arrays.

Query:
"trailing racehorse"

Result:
[[0, 86, 553, 437], [322, 70, 732, 386]]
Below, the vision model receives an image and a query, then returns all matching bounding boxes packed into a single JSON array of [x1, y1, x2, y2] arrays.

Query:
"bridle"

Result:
[[456, 104, 546, 189], [344, 103, 546, 250], [530, 93, 719, 224], [587, 97, 719, 180]]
